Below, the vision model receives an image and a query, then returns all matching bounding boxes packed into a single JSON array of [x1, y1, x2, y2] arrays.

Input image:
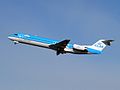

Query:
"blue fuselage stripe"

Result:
[[8, 33, 73, 48], [87, 48, 101, 54]]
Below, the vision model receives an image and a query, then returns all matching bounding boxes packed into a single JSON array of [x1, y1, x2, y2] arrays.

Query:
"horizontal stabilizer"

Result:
[[102, 40, 114, 46]]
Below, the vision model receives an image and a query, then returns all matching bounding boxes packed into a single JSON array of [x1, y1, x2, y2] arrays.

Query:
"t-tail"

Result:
[[87, 40, 114, 54]]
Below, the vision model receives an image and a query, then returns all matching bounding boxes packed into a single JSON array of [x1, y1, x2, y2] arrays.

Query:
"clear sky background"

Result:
[[0, 0, 120, 90]]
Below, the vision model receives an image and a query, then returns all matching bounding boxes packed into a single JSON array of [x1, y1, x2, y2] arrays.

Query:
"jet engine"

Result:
[[73, 44, 87, 51]]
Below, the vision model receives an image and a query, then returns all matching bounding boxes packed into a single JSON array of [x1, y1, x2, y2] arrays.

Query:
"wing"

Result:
[[49, 39, 70, 55]]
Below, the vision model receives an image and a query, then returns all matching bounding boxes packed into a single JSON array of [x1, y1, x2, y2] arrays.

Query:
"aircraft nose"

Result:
[[8, 36, 14, 40], [8, 36, 11, 39]]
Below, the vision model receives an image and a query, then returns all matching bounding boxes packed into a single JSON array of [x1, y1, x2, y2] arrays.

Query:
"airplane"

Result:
[[8, 33, 114, 55]]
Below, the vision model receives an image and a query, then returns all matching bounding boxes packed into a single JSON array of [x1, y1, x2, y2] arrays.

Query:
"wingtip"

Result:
[[109, 39, 114, 42]]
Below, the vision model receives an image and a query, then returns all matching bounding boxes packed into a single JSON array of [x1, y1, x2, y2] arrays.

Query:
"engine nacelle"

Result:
[[73, 44, 86, 51]]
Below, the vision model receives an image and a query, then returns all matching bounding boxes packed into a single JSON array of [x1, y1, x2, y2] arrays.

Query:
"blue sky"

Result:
[[0, 0, 120, 90]]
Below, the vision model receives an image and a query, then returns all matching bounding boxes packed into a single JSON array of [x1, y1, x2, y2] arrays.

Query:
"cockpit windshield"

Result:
[[14, 34, 18, 36]]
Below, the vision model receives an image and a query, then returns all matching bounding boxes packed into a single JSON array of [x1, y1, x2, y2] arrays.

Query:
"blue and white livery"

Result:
[[8, 33, 114, 55]]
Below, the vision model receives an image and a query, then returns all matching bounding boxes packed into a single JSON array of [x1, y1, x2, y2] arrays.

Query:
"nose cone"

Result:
[[8, 34, 16, 41], [8, 36, 14, 40], [8, 34, 16, 40]]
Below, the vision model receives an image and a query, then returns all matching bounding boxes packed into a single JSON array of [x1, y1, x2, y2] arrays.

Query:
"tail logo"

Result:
[[94, 42, 104, 48]]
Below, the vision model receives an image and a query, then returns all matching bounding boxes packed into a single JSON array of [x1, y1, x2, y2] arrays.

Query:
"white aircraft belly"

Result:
[[8, 37, 50, 48]]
